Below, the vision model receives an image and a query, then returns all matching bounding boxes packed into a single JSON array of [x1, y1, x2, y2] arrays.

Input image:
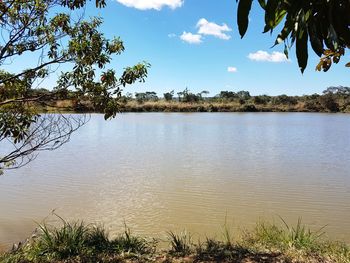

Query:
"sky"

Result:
[[8, 0, 350, 96]]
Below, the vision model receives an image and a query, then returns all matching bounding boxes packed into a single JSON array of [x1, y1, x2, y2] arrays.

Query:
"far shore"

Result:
[[38, 98, 350, 114]]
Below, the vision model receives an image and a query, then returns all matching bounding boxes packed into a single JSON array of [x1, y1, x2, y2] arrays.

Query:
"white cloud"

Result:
[[168, 33, 176, 38], [196, 18, 231, 40], [227, 67, 237, 73], [180, 32, 202, 44], [116, 0, 183, 10], [248, 50, 290, 63]]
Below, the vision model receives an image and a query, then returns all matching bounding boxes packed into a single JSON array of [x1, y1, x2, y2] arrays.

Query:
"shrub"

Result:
[[164, 90, 174, 101], [240, 104, 258, 112], [319, 94, 340, 112], [272, 95, 298, 105]]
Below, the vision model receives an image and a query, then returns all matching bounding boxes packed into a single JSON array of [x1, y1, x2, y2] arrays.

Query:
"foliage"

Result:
[[135, 91, 158, 103], [237, 90, 251, 101], [253, 95, 271, 104], [163, 90, 174, 101], [0, 0, 150, 171], [219, 90, 251, 102], [30, 87, 350, 113], [272, 94, 298, 105], [319, 93, 340, 112], [219, 90, 239, 100], [198, 90, 210, 99], [323, 86, 350, 96], [236, 0, 350, 72], [177, 88, 202, 103]]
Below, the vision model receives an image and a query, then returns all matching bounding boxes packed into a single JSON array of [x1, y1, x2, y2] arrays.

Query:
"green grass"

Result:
[[112, 226, 156, 255], [0, 218, 156, 263], [221, 219, 235, 247], [245, 217, 325, 251], [242, 218, 349, 262], [1, 217, 349, 262], [167, 230, 192, 256]]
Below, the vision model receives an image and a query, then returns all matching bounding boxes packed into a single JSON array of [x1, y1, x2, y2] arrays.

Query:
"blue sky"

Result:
[[11, 0, 350, 96]]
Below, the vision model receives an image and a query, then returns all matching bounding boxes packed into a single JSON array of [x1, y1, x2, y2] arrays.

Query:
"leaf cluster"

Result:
[[0, 0, 150, 170], [236, 0, 350, 72]]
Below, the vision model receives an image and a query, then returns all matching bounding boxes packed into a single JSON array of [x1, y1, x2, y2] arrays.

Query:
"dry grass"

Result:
[[29, 96, 350, 114]]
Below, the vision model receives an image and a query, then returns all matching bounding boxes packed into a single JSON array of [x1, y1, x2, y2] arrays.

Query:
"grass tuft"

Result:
[[281, 217, 326, 251], [167, 230, 192, 256], [111, 226, 156, 255], [249, 217, 325, 252], [85, 225, 111, 252], [36, 220, 89, 260], [0, 218, 155, 262], [221, 219, 235, 247]]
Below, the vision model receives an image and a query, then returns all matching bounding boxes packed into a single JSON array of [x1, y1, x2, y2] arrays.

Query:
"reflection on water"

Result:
[[1, 113, 350, 248]]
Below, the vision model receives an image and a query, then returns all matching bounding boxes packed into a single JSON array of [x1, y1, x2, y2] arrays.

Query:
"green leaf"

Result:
[[237, 0, 253, 38], [265, 0, 279, 30], [258, 0, 266, 9], [328, 24, 339, 50], [284, 44, 289, 59], [308, 22, 324, 57], [274, 15, 293, 45], [296, 30, 309, 73], [274, 10, 286, 28]]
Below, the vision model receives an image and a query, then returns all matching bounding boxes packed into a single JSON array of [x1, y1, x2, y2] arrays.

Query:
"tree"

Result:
[[236, 0, 350, 72], [181, 88, 200, 103], [145, 91, 159, 101], [0, 0, 150, 172], [319, 93, 339, 112], [237, 90, 251, 101], [198, 90, 209, 100], [272, 94, 298, 105], [134, 91, 158, 103], [253, 95, 271, 105], [164, 90, 174, 101], [219, 91, 238, 100], [323, 86, 350, 96], [177, 91, 184, 102]]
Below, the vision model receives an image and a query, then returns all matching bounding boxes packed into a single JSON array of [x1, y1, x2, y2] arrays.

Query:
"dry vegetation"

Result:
[[33, 86, 350, 114]]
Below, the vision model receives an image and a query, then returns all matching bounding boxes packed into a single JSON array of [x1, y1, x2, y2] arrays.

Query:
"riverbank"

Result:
[[1, 218, 349, 263], [40, 99, 350, 113], [118, 100, 350, 113], [33, 90, 350, 114]]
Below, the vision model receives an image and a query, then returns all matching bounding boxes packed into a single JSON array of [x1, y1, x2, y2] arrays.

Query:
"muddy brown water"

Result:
[[1, 113, 350, 249]]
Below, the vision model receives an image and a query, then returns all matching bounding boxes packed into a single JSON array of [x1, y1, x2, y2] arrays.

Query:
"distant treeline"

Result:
[[35, 86, 350, 113]]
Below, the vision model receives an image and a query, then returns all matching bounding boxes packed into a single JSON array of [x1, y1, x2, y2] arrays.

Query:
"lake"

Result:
[[1, 113, 350, 248]]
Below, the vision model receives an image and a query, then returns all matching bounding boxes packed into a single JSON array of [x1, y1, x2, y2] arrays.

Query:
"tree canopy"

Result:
[[0, 0, 150, 172], [236, 0, 350, 72]]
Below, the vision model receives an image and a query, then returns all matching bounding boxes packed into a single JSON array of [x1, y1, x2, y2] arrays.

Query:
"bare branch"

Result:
[[0, 114, 89, 171]]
